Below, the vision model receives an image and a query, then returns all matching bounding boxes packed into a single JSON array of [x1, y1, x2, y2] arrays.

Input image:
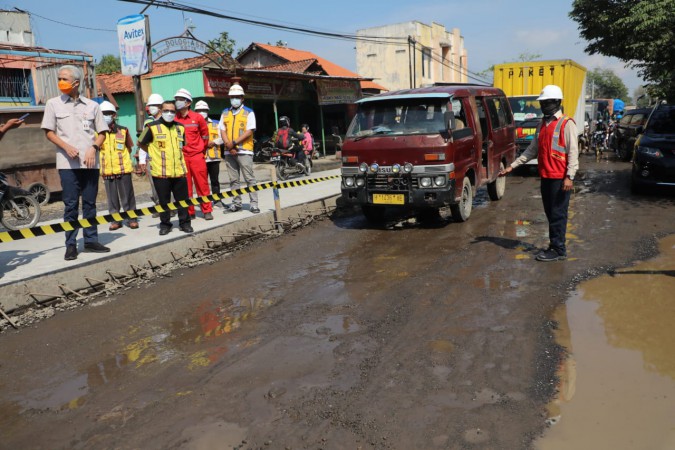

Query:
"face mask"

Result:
[[540, 101, 560, 117], [148, 106, 160, 116], [162, 112, 176, 123], [175, 100, 187, 110], [199, 112, 208, 119], [58, 80, 75, 95], [230, 98, 242, 109], [103, 115, 114, 125]]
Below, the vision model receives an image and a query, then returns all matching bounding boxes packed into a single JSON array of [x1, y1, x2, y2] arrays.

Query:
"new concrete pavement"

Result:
[[0, 160, 341, 312]]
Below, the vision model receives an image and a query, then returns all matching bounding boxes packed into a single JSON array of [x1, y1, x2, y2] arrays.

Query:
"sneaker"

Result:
[[204, 212, 213, 220], [250, 206, 260, 214], [227, 204, 242, 213], [535, 248, 566, 262], [84, 242, 111, 253], [159, 226, 172, 236], [64, 245, 77, 261], [109, 222, 122, 231], [180, 224, 194, 233]]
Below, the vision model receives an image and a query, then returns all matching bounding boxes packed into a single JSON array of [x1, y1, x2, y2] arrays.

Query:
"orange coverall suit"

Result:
[[175, 110, 213, 216]]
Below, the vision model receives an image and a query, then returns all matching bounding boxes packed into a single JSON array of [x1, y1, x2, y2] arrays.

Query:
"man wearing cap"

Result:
[[499, 84, 579, 262], [41, 64, 110, 261], [99, 101, 138, 230], [174, 88, 213, 220], [219, 83, 259, 213], [195, 100, 224, 204]]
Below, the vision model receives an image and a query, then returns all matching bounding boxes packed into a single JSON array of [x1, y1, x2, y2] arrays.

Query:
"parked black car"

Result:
[[631, 103, 675, 193], [613, 107, 652, 161]]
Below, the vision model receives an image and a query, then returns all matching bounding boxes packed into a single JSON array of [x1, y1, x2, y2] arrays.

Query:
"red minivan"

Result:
[[341, 85, 516, 223]]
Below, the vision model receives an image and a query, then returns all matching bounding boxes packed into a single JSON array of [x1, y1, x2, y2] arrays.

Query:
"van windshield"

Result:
[[347, 98, 448, 138], [508, 96, 542, 123]]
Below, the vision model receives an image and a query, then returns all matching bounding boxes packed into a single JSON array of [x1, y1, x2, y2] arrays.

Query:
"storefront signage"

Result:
[[117, 14, 151, 76], [316, 79, 361, 105], [203, 73, 306, 100]]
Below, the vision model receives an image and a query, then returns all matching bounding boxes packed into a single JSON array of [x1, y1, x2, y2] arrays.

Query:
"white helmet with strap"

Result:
[[195, 100, 209, 110], [100, 101, 116, 113], [537, 85, 564, 101]]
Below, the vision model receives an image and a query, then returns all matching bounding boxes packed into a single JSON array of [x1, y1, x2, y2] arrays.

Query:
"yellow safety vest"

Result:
[[220, 107, 254, 152], [205, 121, 222, 161], [145, 122, 187, 178], [100, 126, 133, 176]]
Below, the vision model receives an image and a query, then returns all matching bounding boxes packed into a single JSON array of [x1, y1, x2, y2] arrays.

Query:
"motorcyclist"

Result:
[[275, 116, 307, 174]]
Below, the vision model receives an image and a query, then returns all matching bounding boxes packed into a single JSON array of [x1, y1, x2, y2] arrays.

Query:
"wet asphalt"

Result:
[[1, 151, 674, 449]]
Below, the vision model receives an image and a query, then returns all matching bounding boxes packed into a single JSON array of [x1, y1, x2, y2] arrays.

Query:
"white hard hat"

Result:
[[146, 93, 164, 106], [195, 100, 209, 110], [174, 88, 192, 101], [537, 85, 564, 101], [228, 84, 245, 96], [100, 101, 117, 113]]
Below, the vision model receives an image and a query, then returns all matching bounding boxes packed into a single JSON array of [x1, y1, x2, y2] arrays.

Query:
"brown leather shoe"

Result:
[[109, 222, 122, 231], [128, 220, 139, 229]]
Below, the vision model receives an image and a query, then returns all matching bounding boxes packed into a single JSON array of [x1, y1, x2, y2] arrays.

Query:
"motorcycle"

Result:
[[270, 139, 310, 180], [0, 172, 41, 231], [578, 121, 590, 153], [591, 120, 608, 156], [253, 136, 274, 163]]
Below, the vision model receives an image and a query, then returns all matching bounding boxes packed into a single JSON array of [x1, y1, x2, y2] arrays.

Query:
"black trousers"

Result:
[[152, 176, 190, 228], [206, 160, 220, 194], [540, 178, 571, 255]]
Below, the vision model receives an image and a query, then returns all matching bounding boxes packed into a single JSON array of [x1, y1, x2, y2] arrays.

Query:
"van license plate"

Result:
[[373, 193, 404, 205]]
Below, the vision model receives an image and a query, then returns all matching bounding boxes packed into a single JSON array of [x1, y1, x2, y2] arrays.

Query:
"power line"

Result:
[[13, 8, 116, 33], [118, 0, 408, 45]]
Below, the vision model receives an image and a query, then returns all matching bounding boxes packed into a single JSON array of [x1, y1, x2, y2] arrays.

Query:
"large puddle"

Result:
[[536, 234, 675, 449]]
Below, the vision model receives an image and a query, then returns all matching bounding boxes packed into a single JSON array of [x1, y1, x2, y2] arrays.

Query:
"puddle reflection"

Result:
[[537, 235, 675, 449]]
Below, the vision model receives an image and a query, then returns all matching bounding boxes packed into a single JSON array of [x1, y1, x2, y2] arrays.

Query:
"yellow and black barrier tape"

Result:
[[0, 174, 340, 243]]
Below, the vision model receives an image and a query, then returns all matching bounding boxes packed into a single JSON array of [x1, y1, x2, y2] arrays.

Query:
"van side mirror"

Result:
[[444, 110, 456, 130]]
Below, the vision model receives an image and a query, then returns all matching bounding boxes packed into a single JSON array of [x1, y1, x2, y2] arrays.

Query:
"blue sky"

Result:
[[4, 0, 643, 95]]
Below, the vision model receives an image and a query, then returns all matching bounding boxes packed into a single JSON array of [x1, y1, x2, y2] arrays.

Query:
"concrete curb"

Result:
[[1, 194, 340, 314]]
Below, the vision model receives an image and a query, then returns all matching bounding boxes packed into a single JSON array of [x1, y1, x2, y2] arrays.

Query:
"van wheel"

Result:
[[362, 205, 386, 224], [451, 177, 472, 222], [487, 162, 506, 201]]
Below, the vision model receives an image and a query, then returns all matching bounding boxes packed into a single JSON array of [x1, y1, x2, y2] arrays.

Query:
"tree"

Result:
[[633, 86, 651, 107], [587, 68, 629, 100], [207, 31, 236, 56], [96, 54, 121, 75], [570, 0, 675, 101]]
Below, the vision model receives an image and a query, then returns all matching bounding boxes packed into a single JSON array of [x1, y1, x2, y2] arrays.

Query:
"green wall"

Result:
[[150, 70, 206, 100]]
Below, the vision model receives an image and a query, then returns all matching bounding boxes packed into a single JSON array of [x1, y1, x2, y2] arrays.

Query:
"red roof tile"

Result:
[[96, 54, 240, 95]]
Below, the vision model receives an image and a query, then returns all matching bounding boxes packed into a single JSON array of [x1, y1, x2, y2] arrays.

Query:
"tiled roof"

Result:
[[249, 43, 388, 91], [96, 54, 240, 95], [259, 58, 322, 74]]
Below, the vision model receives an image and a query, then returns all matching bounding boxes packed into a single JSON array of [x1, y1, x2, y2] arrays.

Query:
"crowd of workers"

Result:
[[33, 64, 315, 261]]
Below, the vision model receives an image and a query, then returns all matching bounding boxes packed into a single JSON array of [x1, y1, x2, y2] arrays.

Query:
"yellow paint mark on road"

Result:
[[516, 254, 530, 260]]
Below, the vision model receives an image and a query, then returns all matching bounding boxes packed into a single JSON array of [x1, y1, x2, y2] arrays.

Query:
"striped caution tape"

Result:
[[0, 174, 340, 243]]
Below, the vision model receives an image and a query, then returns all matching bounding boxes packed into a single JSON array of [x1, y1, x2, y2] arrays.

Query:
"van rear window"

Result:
[[645, 106, 675, 135], [347, 98, 448, 138]]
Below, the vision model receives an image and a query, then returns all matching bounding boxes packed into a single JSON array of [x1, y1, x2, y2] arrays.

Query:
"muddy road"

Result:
[[2, 153, 675, 450]]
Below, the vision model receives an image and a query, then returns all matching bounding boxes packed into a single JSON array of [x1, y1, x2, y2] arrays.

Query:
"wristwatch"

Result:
[[92, 144, 100, 151], [567, 174, 574, 181]]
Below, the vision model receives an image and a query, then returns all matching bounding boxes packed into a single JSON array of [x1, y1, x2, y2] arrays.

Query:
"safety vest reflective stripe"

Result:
[[205, 121, 221, 160], [551, 116, 570, 154], [147, 123, 187, 178], [100, 127, 133, 176], [221, 109, 254, 151]]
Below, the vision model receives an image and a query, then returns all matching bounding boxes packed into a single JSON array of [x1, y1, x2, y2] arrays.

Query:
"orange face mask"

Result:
[[58, 80, 74, 95]]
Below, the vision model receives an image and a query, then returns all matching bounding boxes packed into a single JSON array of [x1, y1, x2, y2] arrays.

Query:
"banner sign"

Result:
[[151, 37, 207, 61], [117, 14, 151, 76], [203, 73, 306, 100], [316, 79, 361, 105]]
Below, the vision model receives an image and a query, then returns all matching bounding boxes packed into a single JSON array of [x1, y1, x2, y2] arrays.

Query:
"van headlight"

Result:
[[359, 162, 368, 173], [434, 176, 446, 186], [355, 177, 366, 187], [404, 163, 414, 173], [419, 177, 432, 188], [392, 163, 401, 173], [344, 176, 355, 187]]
